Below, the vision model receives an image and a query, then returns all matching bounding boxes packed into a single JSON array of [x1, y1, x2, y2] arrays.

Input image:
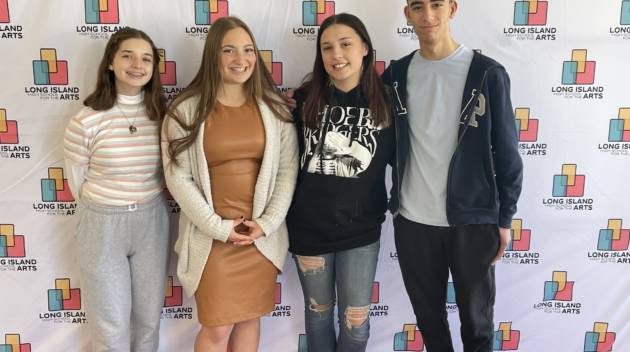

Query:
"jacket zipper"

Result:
[[391, 69, 405, 208], [445, 104, 471, 225], [445, 70, 489, 225]]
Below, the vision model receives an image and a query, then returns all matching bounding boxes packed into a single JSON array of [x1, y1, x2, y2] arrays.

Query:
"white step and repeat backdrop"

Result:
[[1, 0, 629, 351]]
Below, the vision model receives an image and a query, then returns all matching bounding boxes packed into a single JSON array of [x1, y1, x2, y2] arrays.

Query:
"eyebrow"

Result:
[[120, 49, 152, 57], [321, 36, 353, 44], [409, 0, 445, 5], [221, 44, 255, 48]]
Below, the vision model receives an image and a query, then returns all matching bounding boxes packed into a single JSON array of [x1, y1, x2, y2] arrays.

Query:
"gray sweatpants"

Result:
[[75, 194, 170, 352]]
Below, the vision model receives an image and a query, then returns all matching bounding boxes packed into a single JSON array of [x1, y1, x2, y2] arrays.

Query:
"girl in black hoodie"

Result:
[[286, 13, 394, 352]]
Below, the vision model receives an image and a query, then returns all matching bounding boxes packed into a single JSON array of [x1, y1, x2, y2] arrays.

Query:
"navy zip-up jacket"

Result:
[[382, 50, 523, 229]]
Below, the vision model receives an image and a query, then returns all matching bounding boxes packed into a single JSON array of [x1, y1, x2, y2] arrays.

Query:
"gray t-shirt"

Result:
[[399, 45, 474, 226]]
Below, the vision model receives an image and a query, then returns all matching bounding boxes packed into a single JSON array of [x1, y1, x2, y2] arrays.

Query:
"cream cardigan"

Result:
[[161, 96, 298, 297]]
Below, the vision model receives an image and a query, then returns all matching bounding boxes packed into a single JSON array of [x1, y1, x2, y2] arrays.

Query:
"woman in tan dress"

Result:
[[161, 17, 298, 352]]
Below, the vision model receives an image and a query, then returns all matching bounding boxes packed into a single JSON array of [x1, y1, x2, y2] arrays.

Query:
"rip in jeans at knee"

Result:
[[308, 297, 333, 313], [344, 305, 370, 330], [296, 255, 325, 274]]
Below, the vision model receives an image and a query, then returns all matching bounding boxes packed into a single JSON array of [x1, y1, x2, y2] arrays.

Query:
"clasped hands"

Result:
[[228, 218, 264, 246]]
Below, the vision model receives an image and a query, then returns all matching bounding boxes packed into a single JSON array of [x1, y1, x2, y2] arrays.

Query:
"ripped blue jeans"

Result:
[[294, 240, 380, 352]]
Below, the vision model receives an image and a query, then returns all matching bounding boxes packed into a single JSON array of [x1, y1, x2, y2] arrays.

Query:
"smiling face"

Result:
[[405, 0, 457, 47], [320, 24, 368, 92], [109, 38, 154, 96], [219, 27, 256, 86]]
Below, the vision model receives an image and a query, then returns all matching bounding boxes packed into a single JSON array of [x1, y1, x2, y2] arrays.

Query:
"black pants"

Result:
[[393, 215, 499, 352]]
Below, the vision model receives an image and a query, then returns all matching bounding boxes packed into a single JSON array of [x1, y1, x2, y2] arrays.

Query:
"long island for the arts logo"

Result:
[[610, 0, 630, 39], [584, 322, 616, 352], [25, 49, 80, 101], [261, 50, 283, 87], [504, 0, 556, 41], [268, 282, 292, 318], [393, 324, 424, 351], [552, 49, 604, 100], [33, 167, 77, 216], [185, 0, 229, 39], [76, 0, 123, 39], [0, 108, 31, 159], [588, 219, 630, 264], [0, 224, 37, 272], [0, 0, 9, 23], [502, 218, 540, 265], [0, 333, 31, 352], [293, 0, 335, 41], [493, 322, 520, 351], [40, 278, 87, 324], [533, 271, 581, 315], [370, 281, 389, 317], [543, 164, 594, 211], [445, 281, 458, 314], [0, 0, 23, 39], [599, 107, 630, 156], [158, 49, 184, 102], [161, 276, 193, 320], [515, 107, 547, 156], [0, 108, 19, 145]]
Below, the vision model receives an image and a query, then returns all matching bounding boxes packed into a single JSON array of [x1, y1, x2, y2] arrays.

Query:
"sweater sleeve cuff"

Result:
[[214, 219, 233, 243], [498, 212, 514, 229], [255, 217, 273, 238]]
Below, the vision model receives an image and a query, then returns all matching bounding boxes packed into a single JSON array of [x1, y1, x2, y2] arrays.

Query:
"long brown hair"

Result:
[[165, 16, 290, 165], [83, 27, 166, 121], [298, 13, 390, 129]]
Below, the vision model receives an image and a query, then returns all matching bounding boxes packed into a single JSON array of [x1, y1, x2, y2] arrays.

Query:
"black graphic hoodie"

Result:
[[287, 86, 395, 255]]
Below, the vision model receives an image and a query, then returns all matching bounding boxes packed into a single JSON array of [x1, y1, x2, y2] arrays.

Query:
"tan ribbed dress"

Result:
[[195, 99, 278, 327]]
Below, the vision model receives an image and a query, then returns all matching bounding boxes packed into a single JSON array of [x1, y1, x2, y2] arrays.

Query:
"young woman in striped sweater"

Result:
[[63, 27, 168, 352]]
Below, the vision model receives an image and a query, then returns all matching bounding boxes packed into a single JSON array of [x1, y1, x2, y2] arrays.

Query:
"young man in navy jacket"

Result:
[[382, 1, 523, 351]]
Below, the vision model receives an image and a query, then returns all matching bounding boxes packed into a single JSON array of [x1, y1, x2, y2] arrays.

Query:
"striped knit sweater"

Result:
[[64, 93, 163, 206]]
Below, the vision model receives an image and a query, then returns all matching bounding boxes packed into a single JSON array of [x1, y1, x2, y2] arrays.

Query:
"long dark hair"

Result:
[[298, 13, 390, 129], [165, 16, 290, 165], [83, 27, 166, 121]]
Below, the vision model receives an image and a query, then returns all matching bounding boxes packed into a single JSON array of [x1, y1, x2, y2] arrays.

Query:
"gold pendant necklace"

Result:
[[117, 102, 141, 134]]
